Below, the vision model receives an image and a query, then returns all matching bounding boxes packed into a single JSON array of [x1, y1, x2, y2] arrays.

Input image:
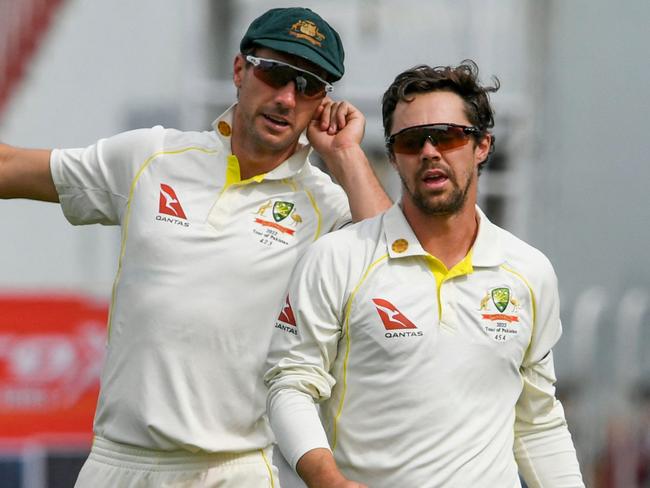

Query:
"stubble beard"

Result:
[[239, 101, 297, 156], [400, 167, 474, 216], [253, 113, 294, 153]]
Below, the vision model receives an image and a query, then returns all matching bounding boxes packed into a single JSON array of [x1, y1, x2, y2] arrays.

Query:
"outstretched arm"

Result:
[[308, 99, 391, 222], [0, 143, 57, 201]]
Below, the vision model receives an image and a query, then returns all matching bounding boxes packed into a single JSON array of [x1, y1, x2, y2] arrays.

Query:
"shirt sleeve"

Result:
[[514, 259, 585, 487], [264, 235, 346, 469], [50, 126, 165, 226]]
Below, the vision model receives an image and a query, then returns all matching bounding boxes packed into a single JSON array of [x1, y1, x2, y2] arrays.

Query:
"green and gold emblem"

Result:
[[491, 287, 510, 313], [273, 201, 294, 222]]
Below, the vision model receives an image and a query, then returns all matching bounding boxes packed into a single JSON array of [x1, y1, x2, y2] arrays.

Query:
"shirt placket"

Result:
[[438, 279, 458, 332]]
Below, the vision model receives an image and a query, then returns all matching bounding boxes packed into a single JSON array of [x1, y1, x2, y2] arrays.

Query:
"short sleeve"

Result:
[[51, 126, 165, 225]]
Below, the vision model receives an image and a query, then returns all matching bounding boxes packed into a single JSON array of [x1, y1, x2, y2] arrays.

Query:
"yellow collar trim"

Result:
[[224, 154, 266, 189], [426, 249, 474, 287]]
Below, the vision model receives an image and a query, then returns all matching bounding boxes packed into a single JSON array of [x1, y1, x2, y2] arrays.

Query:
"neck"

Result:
[[401, 197, 479, 269], [230, 107, 299, 180]]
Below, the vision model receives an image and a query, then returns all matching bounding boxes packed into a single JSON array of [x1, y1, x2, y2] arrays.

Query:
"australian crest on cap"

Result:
[[290, 20, 325, 46]]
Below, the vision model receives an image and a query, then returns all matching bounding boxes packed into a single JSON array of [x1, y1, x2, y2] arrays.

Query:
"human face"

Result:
[[232, 47, 327, 157], [389, 91, 491, 217]]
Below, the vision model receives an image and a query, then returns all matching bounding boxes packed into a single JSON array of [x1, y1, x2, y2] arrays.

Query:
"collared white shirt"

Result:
[[50, 104, 351, 452], [266, 204, 584, 487]]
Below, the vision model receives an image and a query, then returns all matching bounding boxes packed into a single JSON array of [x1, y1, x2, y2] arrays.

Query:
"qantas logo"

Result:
[[278, 296, 296, 326], [372, 298, 423, 338], [156, 183, 189, 227], [159, 184, 187, 219], [372, 298, 416, 329], [275, 296, 297, 335]]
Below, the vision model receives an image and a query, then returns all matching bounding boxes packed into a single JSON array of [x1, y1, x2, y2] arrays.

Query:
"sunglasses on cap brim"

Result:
[[245, 55, 333, 99], [386, 123, 482, 155]]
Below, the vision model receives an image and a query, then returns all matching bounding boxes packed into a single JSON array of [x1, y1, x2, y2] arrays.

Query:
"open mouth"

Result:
[[263, 113, 290, 128], [422, 169, 449, 185]]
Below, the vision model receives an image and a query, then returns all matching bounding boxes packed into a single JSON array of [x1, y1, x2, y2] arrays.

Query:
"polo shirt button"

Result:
[[217, 121, 232, 137], [392, 239, 408, 253]]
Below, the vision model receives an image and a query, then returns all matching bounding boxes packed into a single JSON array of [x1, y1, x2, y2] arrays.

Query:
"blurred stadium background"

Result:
[[1, 0, 648, 486]]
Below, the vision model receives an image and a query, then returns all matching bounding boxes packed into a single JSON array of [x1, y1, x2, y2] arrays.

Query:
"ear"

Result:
[[474, 133, 492, 165], [233, 54, 246, 89]]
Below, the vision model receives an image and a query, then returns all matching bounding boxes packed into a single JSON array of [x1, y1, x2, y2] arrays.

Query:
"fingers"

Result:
[[312, 99, 326, 122], [326, 101, 348, 135], [333, 101, 349, 133], [316, 99, 362, 135], [318, 98, 333, 132]]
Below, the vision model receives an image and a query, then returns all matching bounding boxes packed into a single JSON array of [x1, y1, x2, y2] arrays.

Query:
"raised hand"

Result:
[[307, 98, 365, 157]]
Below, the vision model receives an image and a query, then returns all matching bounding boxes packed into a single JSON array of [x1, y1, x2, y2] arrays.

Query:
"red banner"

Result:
[[481, 313, 519, 323], [0, 294, 107, 447], [254, 218, 295, 235]]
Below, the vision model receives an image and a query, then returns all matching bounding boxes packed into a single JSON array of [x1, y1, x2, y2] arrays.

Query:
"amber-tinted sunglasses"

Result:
[[386, 123, 481, 154], [245, 55, 333, 99]]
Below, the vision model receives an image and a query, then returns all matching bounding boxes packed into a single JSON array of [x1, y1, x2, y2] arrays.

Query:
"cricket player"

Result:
[[265, 61, 585, 487], [0, 7, 390, 487]]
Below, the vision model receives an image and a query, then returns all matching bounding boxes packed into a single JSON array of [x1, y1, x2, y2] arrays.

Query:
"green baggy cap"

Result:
[[240, 7, 345, 81]]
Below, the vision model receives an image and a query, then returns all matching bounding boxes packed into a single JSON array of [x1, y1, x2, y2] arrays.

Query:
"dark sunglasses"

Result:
[[245, 55, 333, 99], [386, 123, 481, 154]]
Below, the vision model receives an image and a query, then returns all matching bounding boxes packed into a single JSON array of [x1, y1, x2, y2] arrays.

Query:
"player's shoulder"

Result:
[[299, 213, 387, 286], [310, 211, 386, 256], [95, 126, 221, 157], [295, 159, 340, 189], [494, 223, 557, 283], [158, 126, 222, 152]]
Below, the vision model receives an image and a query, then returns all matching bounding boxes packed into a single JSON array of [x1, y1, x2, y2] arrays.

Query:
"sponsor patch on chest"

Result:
[[372, 298, 424, 339], [275, 296, 298, 335], [156, 183, 190, 228]]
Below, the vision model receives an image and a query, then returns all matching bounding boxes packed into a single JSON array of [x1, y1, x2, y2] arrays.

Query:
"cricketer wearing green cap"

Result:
[[0, 5, 393, 488], [240, 7, 345, 81]]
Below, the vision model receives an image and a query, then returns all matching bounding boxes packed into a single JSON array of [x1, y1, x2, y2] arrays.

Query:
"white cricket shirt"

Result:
[[266, 204, 584, 487], [50, 105, 351, 453]]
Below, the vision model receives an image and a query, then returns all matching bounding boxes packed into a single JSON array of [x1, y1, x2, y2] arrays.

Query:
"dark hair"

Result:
[[382, 60, 499, 170]]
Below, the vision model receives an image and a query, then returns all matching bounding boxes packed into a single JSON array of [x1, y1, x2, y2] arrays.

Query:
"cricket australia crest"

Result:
[[478, 286, 522, 342], [273, 201, 294, 222], [251, 199, 302, 247]]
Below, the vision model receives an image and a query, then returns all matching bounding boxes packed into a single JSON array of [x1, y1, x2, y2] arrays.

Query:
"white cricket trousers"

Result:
[[74, 436, 280, 488]]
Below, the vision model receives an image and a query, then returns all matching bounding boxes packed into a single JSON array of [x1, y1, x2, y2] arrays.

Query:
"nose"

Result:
[[420, 136, 441, 160], [273, 80, 297, 109]]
